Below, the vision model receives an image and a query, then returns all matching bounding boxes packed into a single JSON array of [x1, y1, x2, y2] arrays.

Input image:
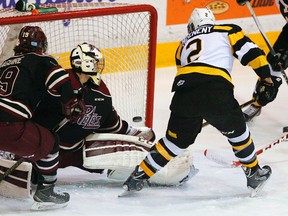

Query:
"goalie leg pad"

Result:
[[83, 133, 152, 172], [108, 149, 199, 186], [0, 157, 32, 198]]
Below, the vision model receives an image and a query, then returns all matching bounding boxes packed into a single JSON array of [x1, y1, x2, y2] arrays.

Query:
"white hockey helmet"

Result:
[[187, 7, 215, 33], [70, 42, 105, 85]]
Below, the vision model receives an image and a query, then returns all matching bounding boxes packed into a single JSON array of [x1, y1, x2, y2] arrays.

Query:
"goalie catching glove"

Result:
[[253, 76, 282, 106], [62, 98, 86, 123]]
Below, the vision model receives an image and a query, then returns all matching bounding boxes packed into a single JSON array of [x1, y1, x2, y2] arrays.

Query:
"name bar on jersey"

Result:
[[183, 25, 213, 44]]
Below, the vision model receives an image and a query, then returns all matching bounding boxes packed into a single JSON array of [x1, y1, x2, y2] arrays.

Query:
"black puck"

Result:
[[132, 116, 142, 122]]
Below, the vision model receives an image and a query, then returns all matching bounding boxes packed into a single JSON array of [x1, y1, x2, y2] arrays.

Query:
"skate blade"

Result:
[[118, 184, 139, 197], [118, 189, 136, 197], [30, 201, 69, 211], [249, 175, 271, 198]]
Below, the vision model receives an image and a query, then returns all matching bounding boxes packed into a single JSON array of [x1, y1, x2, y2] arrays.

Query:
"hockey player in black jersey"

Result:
[[32, 42, 196, 186], [239, 0, 286, 121], [0, 26, 85, 210], [122, 7, 279, 197]]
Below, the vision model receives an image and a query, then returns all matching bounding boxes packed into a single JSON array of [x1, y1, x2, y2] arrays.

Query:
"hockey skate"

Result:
[[119, 166, 148, 197], [243, 165, 272, 197], [31, 184, 70, 210], [243, 104, 262, 122]]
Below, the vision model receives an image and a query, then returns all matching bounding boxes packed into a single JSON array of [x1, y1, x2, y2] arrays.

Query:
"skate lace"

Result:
[[255, 168, 269, 179], [51, 188, 67, 197]]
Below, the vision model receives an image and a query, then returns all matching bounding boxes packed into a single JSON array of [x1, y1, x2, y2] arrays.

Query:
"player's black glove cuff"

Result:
[[267, 51, 288, 71], [236, 0, 251, 6]]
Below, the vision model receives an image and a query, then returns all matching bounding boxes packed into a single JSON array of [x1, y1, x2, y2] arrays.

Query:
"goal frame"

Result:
[[0, 4, 157, 128]]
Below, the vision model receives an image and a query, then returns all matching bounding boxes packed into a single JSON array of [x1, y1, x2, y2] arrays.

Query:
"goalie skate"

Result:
[[243, 104, 262, 122]]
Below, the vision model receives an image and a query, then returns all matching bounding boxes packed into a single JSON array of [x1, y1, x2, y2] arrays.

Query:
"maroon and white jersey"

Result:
[[33, 69, 128, 150], [0, 52, 75, 121]]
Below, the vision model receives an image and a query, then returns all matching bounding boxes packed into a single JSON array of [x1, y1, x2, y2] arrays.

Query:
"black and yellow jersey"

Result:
[[173, 24, 270, 91], [274, 0, 288, 53]]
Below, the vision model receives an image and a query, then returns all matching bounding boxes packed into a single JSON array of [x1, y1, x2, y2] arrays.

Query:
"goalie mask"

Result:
[[17, 26, 48, 53], [70, 42, 105, 86], [187, 7, 215, 34]]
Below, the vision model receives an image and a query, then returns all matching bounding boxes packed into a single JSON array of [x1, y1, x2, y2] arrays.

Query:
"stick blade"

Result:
[[204, 149, 240, 168]]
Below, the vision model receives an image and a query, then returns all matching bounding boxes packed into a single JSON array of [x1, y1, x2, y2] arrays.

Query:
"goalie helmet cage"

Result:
[[0, 2, 158, 128]]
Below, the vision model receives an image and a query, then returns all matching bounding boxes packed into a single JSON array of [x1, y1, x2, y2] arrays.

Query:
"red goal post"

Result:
[[0, 3, 158, 127]]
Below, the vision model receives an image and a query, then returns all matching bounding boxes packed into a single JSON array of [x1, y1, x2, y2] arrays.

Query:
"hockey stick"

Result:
[[0, 158, 26, 182], [52, 118, 69, 132], [0, 118, 69, 183], [244, 1, 288, 84], [204, 133, 288, 168], [202, 98, 254, 127]]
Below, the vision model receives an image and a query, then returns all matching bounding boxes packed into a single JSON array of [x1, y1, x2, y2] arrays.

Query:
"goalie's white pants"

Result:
[[83, 133, 198, 186]]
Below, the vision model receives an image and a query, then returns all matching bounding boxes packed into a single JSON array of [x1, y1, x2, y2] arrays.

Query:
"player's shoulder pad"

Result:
[[91, 78, 111, 96], [68, 69, 82, 89], [30, 52, 60, 67], [213, 24, 242, 34]]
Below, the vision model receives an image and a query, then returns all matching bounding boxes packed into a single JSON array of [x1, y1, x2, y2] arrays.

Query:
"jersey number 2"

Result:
[[186, 38, 202, 64]]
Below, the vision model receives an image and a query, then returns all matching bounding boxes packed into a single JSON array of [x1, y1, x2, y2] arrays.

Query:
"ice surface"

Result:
[[1, 60, 288, 215]]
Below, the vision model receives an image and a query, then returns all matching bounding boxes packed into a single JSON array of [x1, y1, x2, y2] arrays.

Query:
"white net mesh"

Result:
[[0, 3, 157, 127]]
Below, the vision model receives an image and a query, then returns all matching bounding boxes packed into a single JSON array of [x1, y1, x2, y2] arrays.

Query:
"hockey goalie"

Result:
[[0, 42, 198, 198]]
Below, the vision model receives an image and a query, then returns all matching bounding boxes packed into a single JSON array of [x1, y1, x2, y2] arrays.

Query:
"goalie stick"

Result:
[[0, 157, 26, 183], [242, 1, 288, 85], [202, 98, 254, 127], [204, 133, 288, 168]]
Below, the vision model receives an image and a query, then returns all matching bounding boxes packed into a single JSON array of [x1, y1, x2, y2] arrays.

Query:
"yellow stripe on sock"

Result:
[[155, 142, 173, 161], [232, 137, 252, 151], [139, 161, 154, 177], [242, 158, 259, 168]]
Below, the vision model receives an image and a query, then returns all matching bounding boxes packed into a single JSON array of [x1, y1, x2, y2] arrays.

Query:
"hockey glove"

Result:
[[236, 0, 251, 6], [126, 126, 156, 142], [253, 76, 282, 106], [62, 98, 86, 123], [267, 51, 288, 71]]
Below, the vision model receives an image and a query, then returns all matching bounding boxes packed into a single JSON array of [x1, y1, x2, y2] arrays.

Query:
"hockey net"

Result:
[[0, 3, 157, 127]]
